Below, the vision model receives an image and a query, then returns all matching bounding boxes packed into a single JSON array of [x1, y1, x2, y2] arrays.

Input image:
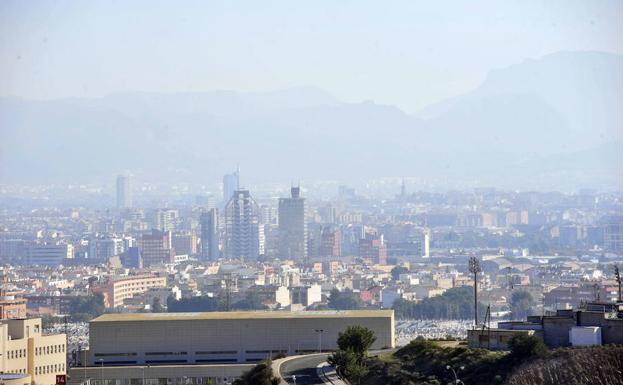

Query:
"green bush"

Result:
[[508, 334, 548, 363], [232, 359, 280, 385]]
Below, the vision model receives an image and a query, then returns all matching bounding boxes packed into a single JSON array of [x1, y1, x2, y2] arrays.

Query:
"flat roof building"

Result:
[[87, 310, 394, 366], [0, 318, 66, 385], [92, 275, 167, 309]]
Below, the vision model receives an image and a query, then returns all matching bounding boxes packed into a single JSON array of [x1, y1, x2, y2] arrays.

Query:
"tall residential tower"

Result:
[[224, 190, 262, 260], [200, 208, 220, 260], [278, 186, 307, 259], [222, 167, 240, 206], [116, 174, 132, 209]]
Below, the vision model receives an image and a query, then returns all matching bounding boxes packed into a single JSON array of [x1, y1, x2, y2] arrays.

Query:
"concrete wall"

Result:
[[543, 317, 575, 347], [0, 374, 31, 385], [69, 364, 252, 385]]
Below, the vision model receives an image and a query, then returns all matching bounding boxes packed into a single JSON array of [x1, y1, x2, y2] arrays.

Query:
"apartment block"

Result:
[[0, 318, 66, 385], [93, 275, 167, 309]]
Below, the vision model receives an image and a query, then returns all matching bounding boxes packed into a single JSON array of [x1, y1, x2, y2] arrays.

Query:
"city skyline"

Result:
[[0, 2, 622, 384]]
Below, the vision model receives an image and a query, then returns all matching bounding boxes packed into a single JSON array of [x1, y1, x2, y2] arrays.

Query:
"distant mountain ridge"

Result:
[[1, 51, 621, 190]]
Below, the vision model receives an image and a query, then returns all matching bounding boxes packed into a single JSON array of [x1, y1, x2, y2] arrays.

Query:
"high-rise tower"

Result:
[[224, 189, 261, 260], [200, 208, 220, 260], [116, 175, 132, 209], [278, 186, 307, 259], [222, 167, 240, 205]]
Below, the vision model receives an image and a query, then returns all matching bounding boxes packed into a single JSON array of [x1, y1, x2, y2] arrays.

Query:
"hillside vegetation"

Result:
[[358, 338, 623, 385]]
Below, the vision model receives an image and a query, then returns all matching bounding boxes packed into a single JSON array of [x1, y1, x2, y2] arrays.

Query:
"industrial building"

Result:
[[475, 302, 623, 349], [87, 310, 394, 366]]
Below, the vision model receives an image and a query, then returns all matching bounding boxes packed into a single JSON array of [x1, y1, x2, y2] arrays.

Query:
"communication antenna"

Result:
[[469, 256, 482, 326]]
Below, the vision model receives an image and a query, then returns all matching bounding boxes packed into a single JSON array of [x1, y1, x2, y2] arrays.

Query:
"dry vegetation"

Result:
[[506, 345, 623, 385]]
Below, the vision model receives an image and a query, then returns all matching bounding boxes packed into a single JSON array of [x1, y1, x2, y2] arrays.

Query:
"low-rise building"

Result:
[[467, 328, 534, 350]]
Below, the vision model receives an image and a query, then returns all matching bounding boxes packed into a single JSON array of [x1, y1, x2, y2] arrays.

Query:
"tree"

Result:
[[508, 334, 548, 363], [151, 297, 164, 313], [510, 290, 535, 320], [336, 325, 376, 362], [392, 286, 486, 320], [328, 288, 364, 310], [391, 266, 408, 281], [232, 292, 268, 310], [167, 295, 220, 312], [329, 326, 375, 385], [328, 349, 368, 385], [232, 360, 280, 385], [68, 293, 105, 322], [41, 314, 59, 330]]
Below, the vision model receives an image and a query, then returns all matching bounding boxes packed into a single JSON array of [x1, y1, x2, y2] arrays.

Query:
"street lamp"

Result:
[[97, 359, 104, 385], [314, 329, 324, 353], [445, 365, 465, 385], [142, 365, 150, 385], [469, 256, 482, 326]]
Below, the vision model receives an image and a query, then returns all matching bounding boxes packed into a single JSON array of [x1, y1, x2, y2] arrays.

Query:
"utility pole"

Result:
[[507, 266, 513, 320], [469, 256, 481, 326], [315, 329, 324, 353], [614, 264, 622, 302]]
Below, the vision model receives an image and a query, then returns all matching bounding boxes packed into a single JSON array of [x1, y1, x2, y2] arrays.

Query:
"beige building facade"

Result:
[[94, 275, 167, 309], [0, 318, 66, 385]]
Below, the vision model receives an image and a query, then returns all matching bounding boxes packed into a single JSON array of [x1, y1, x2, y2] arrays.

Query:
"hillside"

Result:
[[359, 340, 623, 385]]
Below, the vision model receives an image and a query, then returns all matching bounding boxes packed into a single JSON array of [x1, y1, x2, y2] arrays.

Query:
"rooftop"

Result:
[[91, 310, 394, 322]]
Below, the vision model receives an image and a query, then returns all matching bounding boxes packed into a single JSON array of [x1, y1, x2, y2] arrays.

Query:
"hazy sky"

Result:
[[1, 0, 622, 112]]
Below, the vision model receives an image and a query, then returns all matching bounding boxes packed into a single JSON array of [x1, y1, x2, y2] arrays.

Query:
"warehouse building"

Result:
[[87, 310, 394, 366]]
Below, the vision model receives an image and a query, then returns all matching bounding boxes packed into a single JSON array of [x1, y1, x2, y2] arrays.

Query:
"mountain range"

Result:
[[1, 51, 621, 190]]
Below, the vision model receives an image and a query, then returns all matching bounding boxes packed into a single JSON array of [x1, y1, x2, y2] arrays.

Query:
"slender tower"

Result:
[[469, 256, 482, 326]]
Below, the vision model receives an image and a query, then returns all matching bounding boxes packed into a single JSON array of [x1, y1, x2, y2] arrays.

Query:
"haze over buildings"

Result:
[[0, 2, 622, 385], [1, 2, 622, 190]]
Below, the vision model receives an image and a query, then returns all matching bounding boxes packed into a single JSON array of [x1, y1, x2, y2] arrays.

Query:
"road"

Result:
[[279, 353, 329, 385]]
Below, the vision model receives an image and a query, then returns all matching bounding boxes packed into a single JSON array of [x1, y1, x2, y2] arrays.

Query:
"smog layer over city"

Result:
[[0, 2, 622, 385]]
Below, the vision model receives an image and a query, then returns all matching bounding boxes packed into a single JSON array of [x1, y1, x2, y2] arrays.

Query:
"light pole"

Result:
[[446, 365, 465, 385], [82, 346, 88, 382], [314, 329, 324, 353], [97, 359, 104, 385], [469, 256, 481, 326], [142, 365, 150, 385]]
